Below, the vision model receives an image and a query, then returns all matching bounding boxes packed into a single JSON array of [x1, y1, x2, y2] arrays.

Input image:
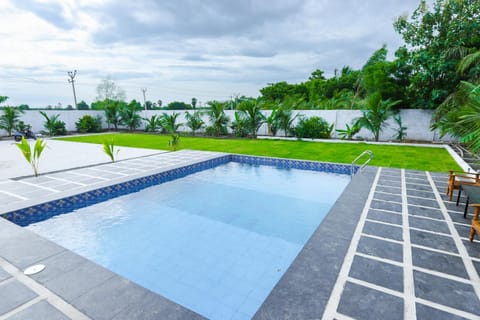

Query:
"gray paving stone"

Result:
[[0, 230, 65, 269], [412, 247, 469, 279], [461, 239, 480, 259], [370, 200, 402, 213], [42, 260, 115, 302], [376, 185, 401, 194], [7, 300, 69, 320], [472, 260, 480, 275], [112, 291, 205, 320], [74, 276, 150, 320], [349, 255, 403, 292], [407, 197, 440, 208], [410, 229, 458, 254], [414, 271, 480, 316], [377, 179, 401, 188], [0, 280, 38, 316], [454, 223, 471, 238], [444, 201, 468, 212], [373, 192, 402, 203], [357, 236, 403, 263], [408, 205, 444, 219], [406, 189, 436, 199], [337, 282, 403, 320], [416, 303, 470, 320], [31, 250, 89, 284], [407, 184, 434, 192], [363, 221, 403, 242], [0, 267, 11, 282], [367, 209, 402, 225], [409, 216, 450, 234], [448, 211, 470, 224]]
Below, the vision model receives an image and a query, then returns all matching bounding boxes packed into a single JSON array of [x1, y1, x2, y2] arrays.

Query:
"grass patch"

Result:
[[57, 133, 461, 172]]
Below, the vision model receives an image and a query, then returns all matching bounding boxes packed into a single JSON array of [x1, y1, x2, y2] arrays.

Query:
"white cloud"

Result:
[[0, 0, 422, 107]]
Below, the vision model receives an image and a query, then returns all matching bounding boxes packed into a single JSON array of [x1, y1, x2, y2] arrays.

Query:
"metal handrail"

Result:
[[351, 150, 374, 176]]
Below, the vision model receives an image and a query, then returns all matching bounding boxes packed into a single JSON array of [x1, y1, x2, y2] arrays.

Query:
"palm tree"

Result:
[[266, 108, 279, 136], [120, 100, 142, 131], [433, 50, 480, 150], [276, 98, 300, 137], [144, 115, 162, 132], [184, 111, 204, 136], [160, 112, 182, 133], [456, 50, 480, 78], [433, 82, 480, 152], [355, 92, 401, 142], [0, 106, 24, 136], [237, 99, 266, 138], [205, 101, 229, 136], [230, 111, 249, 137], [39, 111, 66, 136], [104, 100, 123, 130]]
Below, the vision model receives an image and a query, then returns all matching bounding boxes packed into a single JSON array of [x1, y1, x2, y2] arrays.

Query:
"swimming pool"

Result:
[[25, 161, 350, 320]]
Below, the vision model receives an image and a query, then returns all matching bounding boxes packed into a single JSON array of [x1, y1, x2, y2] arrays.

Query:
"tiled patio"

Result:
[[0, 149, 479, 319], [321, 168, 480, 320]]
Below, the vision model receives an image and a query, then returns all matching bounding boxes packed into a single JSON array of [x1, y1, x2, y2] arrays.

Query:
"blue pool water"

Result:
[[27, 162, 350, 320]]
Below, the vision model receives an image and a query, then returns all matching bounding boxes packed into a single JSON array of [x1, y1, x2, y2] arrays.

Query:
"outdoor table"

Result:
[[456, 184, 480, 218]]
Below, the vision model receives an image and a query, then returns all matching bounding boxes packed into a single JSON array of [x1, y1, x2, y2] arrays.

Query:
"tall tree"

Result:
[[394, 0, 480, 108], [96, 76, 126, 101]]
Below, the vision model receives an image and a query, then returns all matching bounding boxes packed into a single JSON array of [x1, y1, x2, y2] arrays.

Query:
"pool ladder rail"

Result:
[[351, 150, 373, 177]]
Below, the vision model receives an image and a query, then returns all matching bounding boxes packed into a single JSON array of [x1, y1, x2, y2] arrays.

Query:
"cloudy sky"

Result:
[[0, 0, 424, 107]]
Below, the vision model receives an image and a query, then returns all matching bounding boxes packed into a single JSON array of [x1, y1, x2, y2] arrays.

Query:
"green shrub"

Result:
[[76, 115, 103, 133], [40, 111, 67, 136], [205, 125, 228, 136], [294, 116, 333, 139]]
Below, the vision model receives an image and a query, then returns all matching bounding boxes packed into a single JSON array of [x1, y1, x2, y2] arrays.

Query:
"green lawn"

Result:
[[58, 133, 460, 172]]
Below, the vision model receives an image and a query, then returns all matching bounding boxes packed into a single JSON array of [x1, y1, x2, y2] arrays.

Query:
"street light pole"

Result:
[[68, 70, 78, 108], [141, 88, 147, 130]]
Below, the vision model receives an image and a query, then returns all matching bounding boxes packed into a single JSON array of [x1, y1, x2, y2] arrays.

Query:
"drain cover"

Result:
[[23, 264, 45, 275]]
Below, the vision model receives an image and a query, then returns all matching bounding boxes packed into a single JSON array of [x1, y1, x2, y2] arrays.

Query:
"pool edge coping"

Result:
[[0, 151, 367, 319]]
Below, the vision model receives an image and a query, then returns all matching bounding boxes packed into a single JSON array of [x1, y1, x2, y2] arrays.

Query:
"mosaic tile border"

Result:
[[2, 155, 355, 227]]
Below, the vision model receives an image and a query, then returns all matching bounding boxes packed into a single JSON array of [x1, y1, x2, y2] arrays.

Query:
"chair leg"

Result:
[[470, 227, 476, 242]]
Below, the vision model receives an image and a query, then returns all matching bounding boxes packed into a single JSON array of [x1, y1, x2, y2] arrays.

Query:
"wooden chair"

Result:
[[446, 170, 480, 201], [469, 205, 480, 242]]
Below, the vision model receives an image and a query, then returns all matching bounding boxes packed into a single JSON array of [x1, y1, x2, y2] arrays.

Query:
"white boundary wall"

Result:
[[1, 109, 452, 142]]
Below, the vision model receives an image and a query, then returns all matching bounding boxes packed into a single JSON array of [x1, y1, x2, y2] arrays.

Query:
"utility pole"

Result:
[[141, 88, 147, 130], [68, 70, 78, 108]]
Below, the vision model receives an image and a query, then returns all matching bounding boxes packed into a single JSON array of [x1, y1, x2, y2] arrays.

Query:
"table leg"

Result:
[[457, 187, 462, 206], [464, 197, 470, 218]]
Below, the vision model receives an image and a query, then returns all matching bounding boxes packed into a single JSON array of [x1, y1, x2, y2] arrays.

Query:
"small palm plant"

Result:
[[15, 137, 47, 177], [160, 112, 182, 133], [103, 139, 119, 162], [39, 111, 66, 136], [184, 111, 204, 136], [336, 121, 361, 140], [168, 134, 180, 151], [392, 114, 407, 141], [144, 115, 162, 132], [0, 106, 24, 136], [355, 92, 401, 142], [237, 99, 266, 138]]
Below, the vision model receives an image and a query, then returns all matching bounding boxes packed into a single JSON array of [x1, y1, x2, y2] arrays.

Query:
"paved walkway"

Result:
[[0, 147, 479, 319], [322, 168, 480, 320], [0, 139, 162, 180], [0, 149, 223, 214]]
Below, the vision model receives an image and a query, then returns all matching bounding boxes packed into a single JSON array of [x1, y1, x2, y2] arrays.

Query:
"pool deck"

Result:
[[0, 145, 479, 319]]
